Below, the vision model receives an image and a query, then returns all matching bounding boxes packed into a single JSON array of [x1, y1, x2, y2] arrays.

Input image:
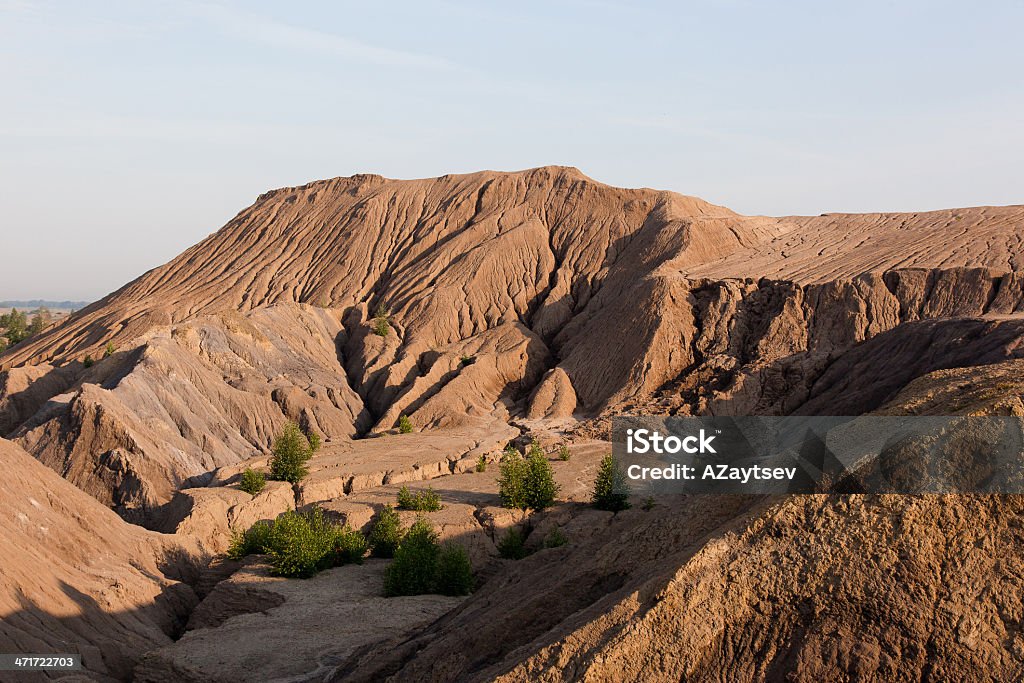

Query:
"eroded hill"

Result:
[[2, 167, 1024, 681]]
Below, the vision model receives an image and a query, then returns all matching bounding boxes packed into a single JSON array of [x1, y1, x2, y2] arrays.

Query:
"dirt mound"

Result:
[[688, 205, 1024, 283], [2, 167, 1024, 681], [4, 170, 1021, 516], [0, 167, 783, 371], [5, 304, 368, 521], [330, 492, 1024, 683], [0, 438, 198, 681]]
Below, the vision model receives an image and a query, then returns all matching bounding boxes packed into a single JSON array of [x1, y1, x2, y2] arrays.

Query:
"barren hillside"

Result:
[[2, 167, 1023, 681]]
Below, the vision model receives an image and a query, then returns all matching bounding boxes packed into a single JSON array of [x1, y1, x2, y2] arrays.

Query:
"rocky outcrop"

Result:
[[526, 367, 577, 419], [614, 267, 1024, 417]]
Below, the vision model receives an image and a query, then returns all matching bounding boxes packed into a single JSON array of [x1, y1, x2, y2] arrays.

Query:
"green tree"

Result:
[[3, 308, 27, 346], [382, 517, 474, 597], [368, 504, 404, 558], [497, 527, 527, 559], [498, 446, 528, 509], [27, 308, 49, 337], [593, 453, 631, 512], [269, 421, 317, 484], [384, 517, 440, 596], [524, 442, 559, 510], [435, 543, 474, 596], [372, 303, 391, 337], [239, 468, 266, 495], [398, 414, 413, 434]]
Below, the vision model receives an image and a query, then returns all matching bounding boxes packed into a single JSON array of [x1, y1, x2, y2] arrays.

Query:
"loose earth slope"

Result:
[[1, 167, 1024, 682]]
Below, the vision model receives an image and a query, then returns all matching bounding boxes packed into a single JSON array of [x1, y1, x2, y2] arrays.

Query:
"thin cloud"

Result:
[[184, 1, 464, 72]]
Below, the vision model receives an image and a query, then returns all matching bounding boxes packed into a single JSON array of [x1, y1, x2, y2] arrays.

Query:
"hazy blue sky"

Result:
[[2, 1, 1022, 300]]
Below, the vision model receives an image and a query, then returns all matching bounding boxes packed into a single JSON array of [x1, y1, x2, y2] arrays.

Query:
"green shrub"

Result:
[[83, 354, 94, 368], [524, 443, 559, 511], [227, 520, 272, 560], [372, 303, 391, 337], [269, 421, 317, 484], [641, 496, 657, 511], [383, 517, 475, 597], [2, 309, 28, 346], [267, 508, 340, 578], [227, 508, 366, 578], [239, 468, 266, 495], [543, 528, 568, 548], [368, 505, 404, 558], [459, 354, 475, 366], [435, 543, 474, 596], [475, 454, 487, 473], [558, 444, 571, 461], [593, 453, 631, 512], [498, 446, 528, 509], [497, 527, 528, 560], [499, 443, 559, 511], [103, 341, 116, 358], [332, 526, 370, 565], [384, 517, 440, 596], [398, 414, 413, 434], [396, 485, 442, 512], [307, 430, 322, 453]]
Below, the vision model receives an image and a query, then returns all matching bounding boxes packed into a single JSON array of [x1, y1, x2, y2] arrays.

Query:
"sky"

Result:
[[1, 0, 1022, 301]]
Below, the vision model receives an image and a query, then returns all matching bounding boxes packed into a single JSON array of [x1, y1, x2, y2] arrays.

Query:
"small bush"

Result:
[[543, 528, 568, 548], [267, 508, 339, 578], [398, 414, 413, 434], [475, 454, 487, 473], [369, 505, 404, 558], [558, 445, 571, 461], [372, 303, 391, 337], [83, 354, 94, 368], [269, 421, 317, 484], [524, 442, 559, 511], [498, 446, 528, 509], [593, 453, 631, 512], [332, 526, 370, 565], [397, 485, 442, 512], [307, 430, 322, 453], [497, 527, 528, 560], [239, 468, 266, 495], [435, 543, 474, 596], [459, 354, 475, 366], [641, 496, 657, 511], [383, 517, 475, 597], [384, 517, 440, 596], [499, 443, 560, 511], [227, 508, 366, 578], [103, 341, 116, 358], [227, 520, 272, 560]]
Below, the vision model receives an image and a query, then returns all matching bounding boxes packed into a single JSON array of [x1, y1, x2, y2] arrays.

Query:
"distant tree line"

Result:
[[0, 307, 51, 351]]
